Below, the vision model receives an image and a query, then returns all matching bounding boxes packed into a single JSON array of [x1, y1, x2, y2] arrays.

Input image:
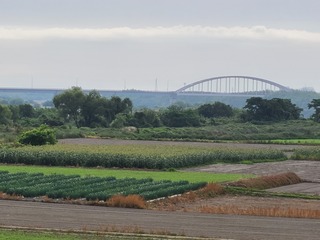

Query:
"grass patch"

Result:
[[292, 148, 320, 160], [0, 164, 250, 183], [0, 228, 194, 240], [0, 228, 82, 240]]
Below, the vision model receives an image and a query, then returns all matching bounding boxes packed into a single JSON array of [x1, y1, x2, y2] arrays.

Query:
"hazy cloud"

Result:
[[1, 25, 319, 43]]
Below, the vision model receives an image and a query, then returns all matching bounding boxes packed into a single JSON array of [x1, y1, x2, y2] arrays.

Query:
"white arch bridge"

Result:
[[175, 76, 291, 96]]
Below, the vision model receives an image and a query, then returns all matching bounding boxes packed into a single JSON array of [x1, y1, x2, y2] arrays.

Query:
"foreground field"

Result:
[[1, 138, 320, 239], [0, 171, 205, 201]]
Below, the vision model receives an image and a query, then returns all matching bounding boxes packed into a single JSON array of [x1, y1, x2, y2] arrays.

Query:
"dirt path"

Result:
[[1, 200, 320, 240]]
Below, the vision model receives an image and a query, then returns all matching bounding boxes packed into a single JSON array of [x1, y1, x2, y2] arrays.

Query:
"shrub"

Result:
[[18, 125, 57, 146]]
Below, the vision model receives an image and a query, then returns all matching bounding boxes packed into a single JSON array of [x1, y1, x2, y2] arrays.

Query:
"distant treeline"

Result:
[[0, 88, 319, 117], [0, 87, 319, 130]]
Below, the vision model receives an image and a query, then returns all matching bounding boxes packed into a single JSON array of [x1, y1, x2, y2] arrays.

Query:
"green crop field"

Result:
[[292, 147, 320, 160], [0, 165, 250, 183], [0, 171, 206, 200], [0, 144, 286, 169]]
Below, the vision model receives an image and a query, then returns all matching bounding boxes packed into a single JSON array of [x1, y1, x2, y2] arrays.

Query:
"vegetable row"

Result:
[[0, 145, 286, 169], [0, 171, 206, 200]]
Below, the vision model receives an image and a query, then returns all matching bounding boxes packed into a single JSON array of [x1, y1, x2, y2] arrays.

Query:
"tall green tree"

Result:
[[19, 104, 35, 118], [53, 87, 86, 128], [308, 99, 320, 122], [242, 97, 302, 122], [0, 104, 12, 125], [160, 105, 201, 127], [198, 102, 233, 118], [130, 109, 161, 127], [81, 90, 108, 127]]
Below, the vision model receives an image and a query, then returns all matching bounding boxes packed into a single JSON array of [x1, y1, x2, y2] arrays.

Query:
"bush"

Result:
[[18, 125, 57, 146]]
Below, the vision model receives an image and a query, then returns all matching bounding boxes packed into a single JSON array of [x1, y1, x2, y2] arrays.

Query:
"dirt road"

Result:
[[1, 200, 319, 240]]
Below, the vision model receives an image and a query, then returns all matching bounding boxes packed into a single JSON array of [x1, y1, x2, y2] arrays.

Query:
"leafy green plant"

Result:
[[18, 125, 57, 146], [0, 171, 206, 201], [0, 144, 286, 169]]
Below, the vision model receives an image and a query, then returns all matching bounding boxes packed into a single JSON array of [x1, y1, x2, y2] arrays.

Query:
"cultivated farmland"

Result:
[[0, 171, 205, 201], [0, 144, 286, 169]]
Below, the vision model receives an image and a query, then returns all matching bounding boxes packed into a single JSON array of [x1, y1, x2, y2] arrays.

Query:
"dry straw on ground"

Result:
[[199, 205, 320, 219], [106, 195, 146, 209], [227, 172, 302, 189]]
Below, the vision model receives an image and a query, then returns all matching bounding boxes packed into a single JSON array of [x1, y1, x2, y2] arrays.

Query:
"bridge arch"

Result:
[[176, 76, 290, 95]]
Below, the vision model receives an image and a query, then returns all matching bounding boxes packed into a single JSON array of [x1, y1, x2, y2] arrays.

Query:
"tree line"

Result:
[[1, 87, 320, 128]]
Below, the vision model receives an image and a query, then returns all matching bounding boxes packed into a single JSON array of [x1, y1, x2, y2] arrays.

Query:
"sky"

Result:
[[0, 0, 319, 92]]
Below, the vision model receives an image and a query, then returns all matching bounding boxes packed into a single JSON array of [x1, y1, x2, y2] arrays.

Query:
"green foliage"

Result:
[[19, 104, 35, 118], [130, 109, 161, 128], [53, 87, 86, 128], [18, 125, 57, 146], [110, 113, 130, 128], [0, 104, 12, 125], [308, 99, 320, 122], [0, 171, 206, 201], [160, 105, 201, 127], [0, 164, 250, 183], [242, 97, 302, 122], [292, 148, 320, 160], [53, 88, 133, 128], [0, 144, 286, 169], [198, 102, 234, 118]]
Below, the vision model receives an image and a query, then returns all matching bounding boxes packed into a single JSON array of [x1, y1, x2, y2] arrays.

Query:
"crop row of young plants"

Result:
[[0, 171, 206, 201], [0, 144, 286, 169], [291, 148, 320, 160]]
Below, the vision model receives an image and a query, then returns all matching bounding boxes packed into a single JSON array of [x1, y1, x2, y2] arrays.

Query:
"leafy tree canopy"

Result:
[[242, 97, 302, 122], [198, 102, 234, 118], [308, 99, 320, 122]]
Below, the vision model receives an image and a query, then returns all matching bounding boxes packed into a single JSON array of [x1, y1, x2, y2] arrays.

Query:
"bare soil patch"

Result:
[[184, 160, 320, 183], [149, 195, 320, 213]]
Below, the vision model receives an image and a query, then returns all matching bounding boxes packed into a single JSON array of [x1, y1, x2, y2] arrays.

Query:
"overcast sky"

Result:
[[0, 0, 319, 91]]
